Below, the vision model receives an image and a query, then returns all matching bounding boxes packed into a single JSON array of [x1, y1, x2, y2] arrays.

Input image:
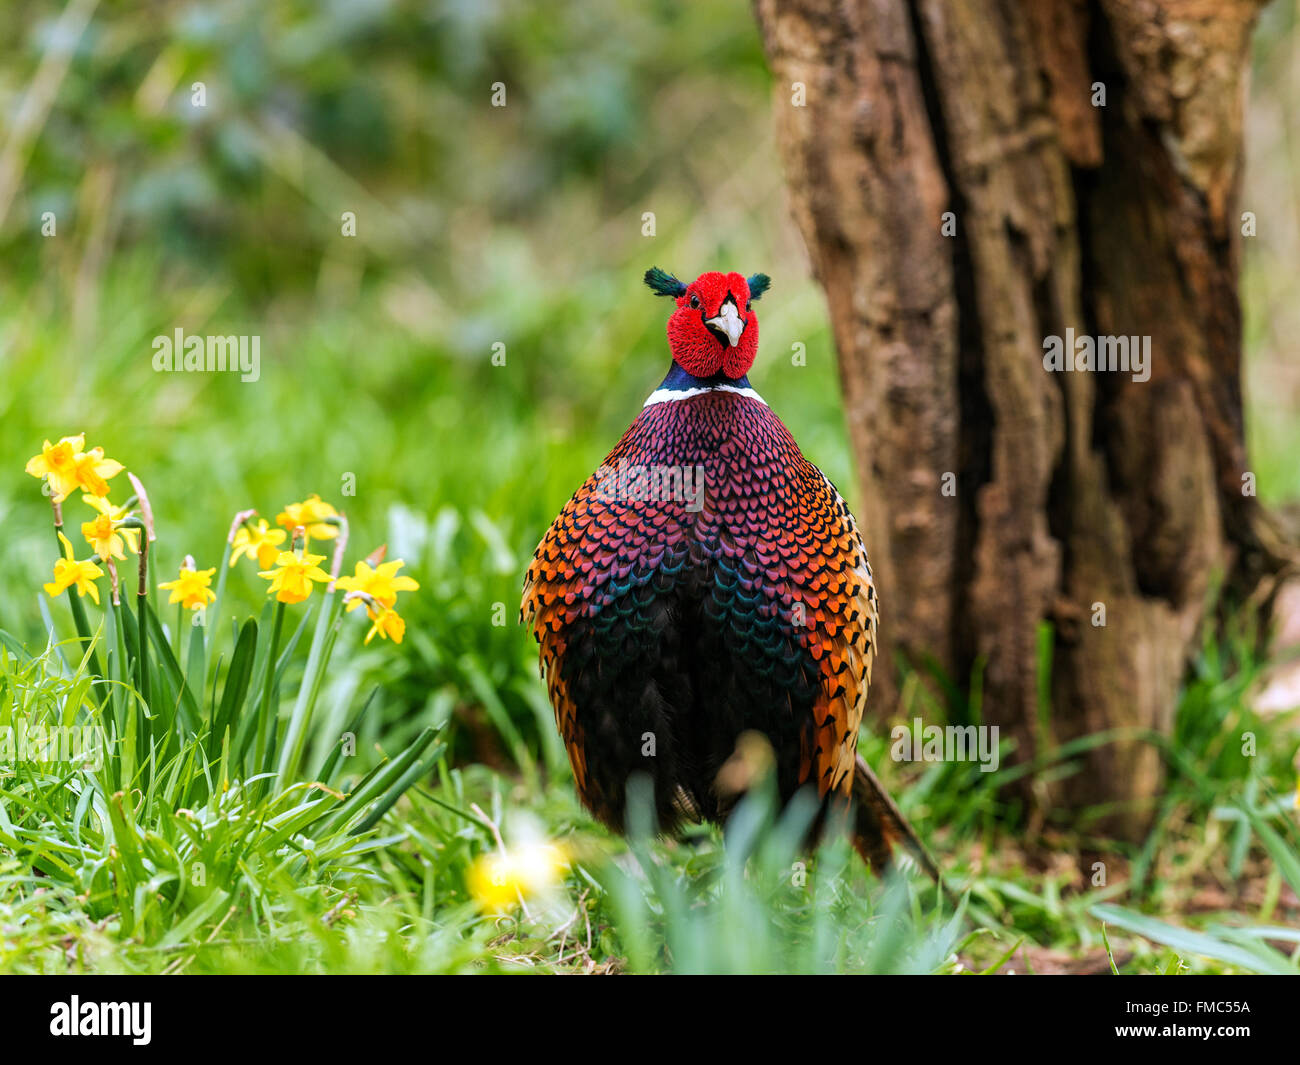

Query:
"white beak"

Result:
[[705, 300, 745, 347]]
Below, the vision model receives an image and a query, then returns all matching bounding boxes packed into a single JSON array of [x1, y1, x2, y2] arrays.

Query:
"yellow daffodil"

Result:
[[26, 435, 124, 502], [230, 519, 286, 569], [158, 562, 217, 611], [275, 494, 340, 542], [44, 532, 103, 605], [80, 495, 139, 562], [25, 435, 83, 501], [363, 605, 406, 645], [336, 559, 419, 613], [258, 550, 331, 604], [72, 447, 124, 497], [467, 839, 568, 913], [25, 436, 96, 502]]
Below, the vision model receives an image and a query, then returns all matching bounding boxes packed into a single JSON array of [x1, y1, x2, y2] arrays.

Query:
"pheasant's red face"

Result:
[[666, 271, 760, 379]]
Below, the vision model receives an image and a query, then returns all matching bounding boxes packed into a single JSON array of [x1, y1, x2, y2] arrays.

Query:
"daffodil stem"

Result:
[[126, 473, 156, 712], [204, 507, 255, 696], [255, 600, 287, 776], [206, 512, 248, 693], [210, 545, 232, 640], [275, 587, 342, 792], [136, 536, 150, 708], [274, 514, 348, 791], [51, 521, 104, 681], [103, 594, 129, 791]]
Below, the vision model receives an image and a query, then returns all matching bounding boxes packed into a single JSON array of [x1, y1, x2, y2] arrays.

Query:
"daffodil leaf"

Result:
[[1244, 809, 1300, 902], [350, 742, 446, 835], [233, 600, 274, 765], [320, 726, 441, 836], [0, 630, 29, 661], [314, 687, 379, 785], [273, 605, 315, 690], [185, 623, 206, 699], [1091, 903, 1298, 975], [210, 618, 257, 748], [144, 601, 202, 737]]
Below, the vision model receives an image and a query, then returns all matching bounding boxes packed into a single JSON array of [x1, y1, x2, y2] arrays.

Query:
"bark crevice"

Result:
[[903, 0, 994, 700]]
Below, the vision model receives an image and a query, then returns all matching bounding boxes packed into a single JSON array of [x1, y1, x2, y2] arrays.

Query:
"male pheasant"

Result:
[[521, 267, 937, 878]]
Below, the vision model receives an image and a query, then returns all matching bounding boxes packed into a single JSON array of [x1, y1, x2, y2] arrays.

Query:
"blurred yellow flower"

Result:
[[230, 519, 286, 569], [363, 606, 406, 645], [467, 840, 568, 913], [337, 559, 419, 612], [259, 550, 331, 604], [80, 496, 139, 562], [44, 532, 103, 605], [276, 494, 340, 542], [159, 562, 217, 611]]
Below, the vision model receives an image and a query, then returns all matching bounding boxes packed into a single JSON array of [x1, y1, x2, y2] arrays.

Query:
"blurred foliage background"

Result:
[[0, 0, 857, 767], [0, 0, 1296, 975]]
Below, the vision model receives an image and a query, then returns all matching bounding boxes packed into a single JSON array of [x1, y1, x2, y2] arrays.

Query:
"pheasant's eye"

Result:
[[689, 294, 700, 309]]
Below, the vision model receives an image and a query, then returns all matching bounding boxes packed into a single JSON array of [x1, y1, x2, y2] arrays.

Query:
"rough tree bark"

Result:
[[754, 0, 1289, 838]]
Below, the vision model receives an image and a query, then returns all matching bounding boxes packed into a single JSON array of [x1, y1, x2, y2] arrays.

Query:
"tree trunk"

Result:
[[754, 0, 1285, 838]]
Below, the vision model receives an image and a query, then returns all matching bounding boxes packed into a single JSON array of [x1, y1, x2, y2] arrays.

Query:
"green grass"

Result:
[[3, 506, 1298, 974]]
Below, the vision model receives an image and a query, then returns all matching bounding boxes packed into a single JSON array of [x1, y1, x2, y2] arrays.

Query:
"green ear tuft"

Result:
[[746, 273, 771, 301], [644, 267, 687, 298]]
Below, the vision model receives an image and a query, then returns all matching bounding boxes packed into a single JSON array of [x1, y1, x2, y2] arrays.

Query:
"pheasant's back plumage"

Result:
[[522, 386, 878, 834]]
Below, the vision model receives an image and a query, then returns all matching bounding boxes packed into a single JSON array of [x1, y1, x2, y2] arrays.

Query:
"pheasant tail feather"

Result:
[[851, 753, 942, 884]]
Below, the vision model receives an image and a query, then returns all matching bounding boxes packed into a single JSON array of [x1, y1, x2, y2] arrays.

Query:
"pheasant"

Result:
[[521, 267, 938, 879]]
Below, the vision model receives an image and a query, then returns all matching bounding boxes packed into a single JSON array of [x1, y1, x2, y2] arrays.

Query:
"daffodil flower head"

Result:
[[363, 605, 406, 645], [44, 531, 103, 604], [26, 435, 125, 503], [73, 447, 124, 497], [275, 495, 340, 543], [259, 549, 331, 604], [231, 518, 287, 569], [80, 495, 140, 562], [158, 560, 217, 611], [336, 558, 419, 613]]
